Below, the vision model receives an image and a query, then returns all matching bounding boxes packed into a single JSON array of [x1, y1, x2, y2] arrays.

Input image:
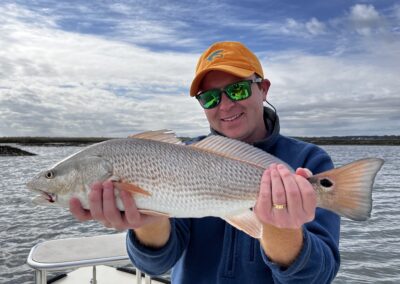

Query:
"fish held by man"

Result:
[[26, 130, 384, 238]]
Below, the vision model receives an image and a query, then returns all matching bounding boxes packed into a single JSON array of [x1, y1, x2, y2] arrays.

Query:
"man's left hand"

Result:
[[254, 163, 316, 229]]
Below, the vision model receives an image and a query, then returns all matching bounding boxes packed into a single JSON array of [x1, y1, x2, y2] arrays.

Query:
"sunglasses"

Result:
[[195, 78, 263, 109]]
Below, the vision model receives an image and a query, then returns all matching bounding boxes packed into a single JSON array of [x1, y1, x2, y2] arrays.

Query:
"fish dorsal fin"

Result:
[[128, 130, 184, 145], [189, 135, 285, 169]]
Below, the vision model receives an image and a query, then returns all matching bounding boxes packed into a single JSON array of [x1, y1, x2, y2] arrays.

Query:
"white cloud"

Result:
[[0, 3, 58, 29], [112, 19, 196, 46], [261, 44, 400, 136], [350, 4, 380, 22], [275, 17, 326, 37], [280, 18, 304, 35], [0, 4, 208, 138], [305, 18, 326, 35], [108, 3, 133, 15], [349, 4, 383, 35], [0, 2, 399, 138]]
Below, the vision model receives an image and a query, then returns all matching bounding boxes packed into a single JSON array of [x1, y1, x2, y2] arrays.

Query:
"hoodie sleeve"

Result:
[[261, 144, 341, 283], [126, 218, 191, 276], [262, 209, 340, 283]]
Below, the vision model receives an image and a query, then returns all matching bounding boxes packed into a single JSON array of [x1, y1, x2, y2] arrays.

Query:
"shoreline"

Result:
[[0, 136, 399, 146], [292, 136, 400, 146], [0, 145, 37, 156], [0, 137, 111, 146]]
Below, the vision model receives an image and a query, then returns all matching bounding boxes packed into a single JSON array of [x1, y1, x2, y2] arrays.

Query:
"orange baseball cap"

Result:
[[190, 41, 268, 96]]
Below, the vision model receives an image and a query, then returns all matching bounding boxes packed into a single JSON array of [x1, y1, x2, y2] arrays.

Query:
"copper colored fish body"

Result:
[[27, 130, 384, 238]]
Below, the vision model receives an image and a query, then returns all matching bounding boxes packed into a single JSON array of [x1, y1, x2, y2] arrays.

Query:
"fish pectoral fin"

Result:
[[138, 209, 170, 217], [223, 210, 263, 239], [113, 182, 151, 197]]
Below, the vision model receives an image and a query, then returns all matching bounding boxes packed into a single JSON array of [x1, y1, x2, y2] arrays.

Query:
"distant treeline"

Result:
[[0, 135, 399, 146], [0, 145, 36, 156], [0, 137, 111, 146], [292, 135, 400, 145]]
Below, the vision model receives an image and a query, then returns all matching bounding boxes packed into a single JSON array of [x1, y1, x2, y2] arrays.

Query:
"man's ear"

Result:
[[261, 79, 271, 93], [261, 79, 270, 100]]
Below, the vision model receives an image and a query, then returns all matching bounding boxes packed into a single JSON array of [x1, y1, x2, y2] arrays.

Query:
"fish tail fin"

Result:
[[310, 158, 384, 221]]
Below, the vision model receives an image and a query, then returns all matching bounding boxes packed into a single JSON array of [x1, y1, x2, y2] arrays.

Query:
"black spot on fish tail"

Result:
[[320, 178, 333, 188]]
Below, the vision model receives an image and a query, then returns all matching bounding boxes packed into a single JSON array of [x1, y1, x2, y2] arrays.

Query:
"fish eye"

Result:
[[45, 171, 55, 179]]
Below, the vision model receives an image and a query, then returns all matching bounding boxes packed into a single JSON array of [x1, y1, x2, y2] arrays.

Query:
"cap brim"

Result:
[[190, 65, 255, 97]]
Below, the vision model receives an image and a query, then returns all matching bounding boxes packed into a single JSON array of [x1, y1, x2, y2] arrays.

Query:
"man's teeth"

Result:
[[222, 113, 241, 121]]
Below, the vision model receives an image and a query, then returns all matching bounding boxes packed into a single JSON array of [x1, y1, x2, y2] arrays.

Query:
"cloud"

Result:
[[262, 45, 400, 136], [350, 4, 380, 23], [262, 17, 326, 38], [394, 4, 400, 19], [305, 18, 326, 35], [0, 1, 399, 138], [0, 3, 209, 138], [349, 4, 383, 36]]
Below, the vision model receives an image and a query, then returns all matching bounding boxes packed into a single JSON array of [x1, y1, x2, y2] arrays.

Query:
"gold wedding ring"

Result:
[[273, 204, 287, 210]]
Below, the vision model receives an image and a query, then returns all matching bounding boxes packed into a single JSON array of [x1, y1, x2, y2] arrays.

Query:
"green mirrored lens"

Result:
[[225, 81, 251, 101], [196, 80, 254, 109], [198, 90, 220, 109]]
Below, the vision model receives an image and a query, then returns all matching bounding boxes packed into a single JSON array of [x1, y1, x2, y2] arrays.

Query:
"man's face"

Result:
[[199, 70, 268, 143]]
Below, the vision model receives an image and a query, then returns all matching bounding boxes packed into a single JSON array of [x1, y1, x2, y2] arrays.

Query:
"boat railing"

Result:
[[26, 232, 159, 284]]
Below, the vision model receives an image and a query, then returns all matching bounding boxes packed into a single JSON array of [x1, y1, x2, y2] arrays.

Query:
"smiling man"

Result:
[[70, 41, 340, 283], [197, 71, 267, 143]]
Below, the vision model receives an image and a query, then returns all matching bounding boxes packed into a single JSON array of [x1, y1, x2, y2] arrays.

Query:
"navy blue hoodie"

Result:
[[127, 107, 340, 283]]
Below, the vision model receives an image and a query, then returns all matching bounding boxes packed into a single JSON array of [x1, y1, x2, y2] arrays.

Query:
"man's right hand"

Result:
[[69, 180, 171, 248]]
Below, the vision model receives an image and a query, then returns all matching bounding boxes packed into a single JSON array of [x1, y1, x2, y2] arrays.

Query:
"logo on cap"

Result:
[[207, 50, 223, 61]]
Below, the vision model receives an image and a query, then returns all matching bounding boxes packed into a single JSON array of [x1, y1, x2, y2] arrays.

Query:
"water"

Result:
[[0, 145, 115, 283], [0, 144, 399, 283], [325, 146, 400, 283]]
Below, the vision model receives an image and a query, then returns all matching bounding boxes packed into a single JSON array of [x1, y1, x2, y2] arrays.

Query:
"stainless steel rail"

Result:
[[26, 232, 149, 284]]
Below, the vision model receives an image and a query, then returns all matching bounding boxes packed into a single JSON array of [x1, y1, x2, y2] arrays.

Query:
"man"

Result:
[[70, 41, 340, 283]]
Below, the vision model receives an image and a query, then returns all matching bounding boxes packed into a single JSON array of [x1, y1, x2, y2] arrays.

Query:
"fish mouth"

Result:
[[31, 189, 57, 203], [27, 180, 57, 203]]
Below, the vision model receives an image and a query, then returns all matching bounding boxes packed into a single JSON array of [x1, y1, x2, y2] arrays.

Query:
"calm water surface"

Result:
[[0, 144, 399, 283]]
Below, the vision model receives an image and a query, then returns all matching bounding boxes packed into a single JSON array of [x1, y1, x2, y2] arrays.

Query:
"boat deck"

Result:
[[26, 232, 170, 284]]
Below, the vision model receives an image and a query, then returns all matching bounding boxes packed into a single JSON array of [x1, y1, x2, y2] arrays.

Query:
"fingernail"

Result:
[[104, 181, 113, 190], [91, 186, 100, 193]]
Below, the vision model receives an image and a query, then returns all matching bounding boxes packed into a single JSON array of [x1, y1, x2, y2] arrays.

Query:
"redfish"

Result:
[[27, 130, 384, 238]]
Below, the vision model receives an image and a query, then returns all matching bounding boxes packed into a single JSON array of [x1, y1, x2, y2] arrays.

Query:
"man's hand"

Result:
[[254, 163, 316, 229], [69, 180, 171, 247], [254, 163, 316, 267]]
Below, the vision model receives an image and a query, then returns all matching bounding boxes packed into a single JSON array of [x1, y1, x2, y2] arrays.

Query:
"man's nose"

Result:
[[219, 92, 235, 110]]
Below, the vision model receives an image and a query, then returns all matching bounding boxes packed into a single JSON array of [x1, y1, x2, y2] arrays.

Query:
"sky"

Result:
[[0, 0, 399, 138]]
